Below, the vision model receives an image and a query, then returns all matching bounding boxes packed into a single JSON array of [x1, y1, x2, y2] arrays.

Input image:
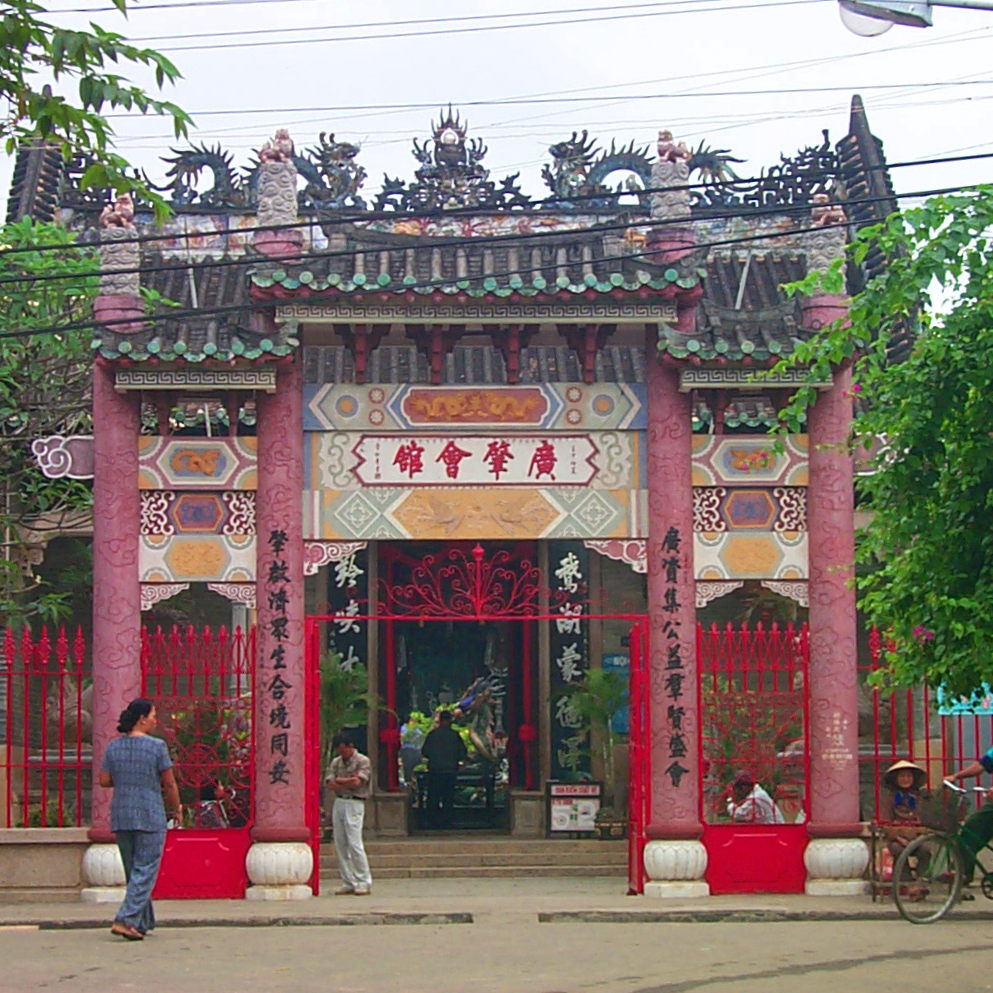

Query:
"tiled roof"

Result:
[[93, 251, 296, 363], [250, 229, 705, 299]]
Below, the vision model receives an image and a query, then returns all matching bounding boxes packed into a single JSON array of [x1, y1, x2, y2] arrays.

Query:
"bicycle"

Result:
[[892, 780, 993, 924]]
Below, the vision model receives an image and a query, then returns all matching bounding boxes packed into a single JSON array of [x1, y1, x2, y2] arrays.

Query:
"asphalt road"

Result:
[[2, 917, 992, 993]]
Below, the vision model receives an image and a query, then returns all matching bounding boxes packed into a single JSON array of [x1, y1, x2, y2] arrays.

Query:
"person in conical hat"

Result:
[[883, 759, 927, 862], [883, 758, 927, 792]]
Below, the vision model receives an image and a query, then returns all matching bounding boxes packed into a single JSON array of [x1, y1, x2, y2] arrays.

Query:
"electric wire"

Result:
[[1, 148, 989, 264], [0, 214, 862, 341], [0, 177, 981, 340]]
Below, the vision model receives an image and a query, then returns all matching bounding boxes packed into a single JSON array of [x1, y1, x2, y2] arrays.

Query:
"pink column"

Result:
[[645, 355, 701, 839], [89, 360, 142, 842], [252, 358, 308, 843], [805, 312, 860, 836]]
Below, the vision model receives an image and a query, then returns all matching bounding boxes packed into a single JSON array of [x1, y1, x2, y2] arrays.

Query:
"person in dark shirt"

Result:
[[421, 710, 468, 829]]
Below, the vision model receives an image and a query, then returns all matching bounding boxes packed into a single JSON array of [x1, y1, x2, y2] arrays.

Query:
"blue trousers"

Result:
[[115, 829, 166, 933]]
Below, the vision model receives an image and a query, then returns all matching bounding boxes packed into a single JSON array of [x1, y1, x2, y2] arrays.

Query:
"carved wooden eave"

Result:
[[275, 300, 678, 327], [678, 368, 833, 392], [114, 367, 279, 392]]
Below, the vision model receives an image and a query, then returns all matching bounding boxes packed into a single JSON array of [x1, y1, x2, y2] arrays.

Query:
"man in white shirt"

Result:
[[325, 732, 373, 895], [727, 770, 785, 824]]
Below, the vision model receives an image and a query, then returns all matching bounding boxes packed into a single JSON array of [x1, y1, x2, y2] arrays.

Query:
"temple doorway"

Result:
[[395, 617, 532, 831]]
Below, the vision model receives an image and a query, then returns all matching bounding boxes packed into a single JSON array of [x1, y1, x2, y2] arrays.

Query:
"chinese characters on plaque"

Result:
[[661, 526, 689, 788], [548, 542, 590, 780], [327, 548, 368, 675], [353, 434, 598, 487], [264, 528, 292, 787]]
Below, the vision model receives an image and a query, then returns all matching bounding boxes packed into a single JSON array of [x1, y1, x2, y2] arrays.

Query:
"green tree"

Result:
[[2, 0, 191, 216], [0, 217, 98, 623], [776, 187, 993, 695], [319, 652, 381, 773]]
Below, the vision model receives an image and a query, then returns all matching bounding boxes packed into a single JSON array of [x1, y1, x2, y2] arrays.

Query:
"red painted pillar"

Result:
[[806, 358, 860, 833], [252, 358, 307, 844], [89, 360, 142, 842], [801, 292, 868, 893], [645, 357, 700, 839]]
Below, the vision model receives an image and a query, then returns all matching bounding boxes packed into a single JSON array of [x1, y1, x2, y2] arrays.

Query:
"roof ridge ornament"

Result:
[[373, 107, 529, 212]]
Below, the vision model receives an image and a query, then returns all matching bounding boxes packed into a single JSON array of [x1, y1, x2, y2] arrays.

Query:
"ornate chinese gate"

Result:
[[698, 622, 810, 893], [304, 541, 649, 891]]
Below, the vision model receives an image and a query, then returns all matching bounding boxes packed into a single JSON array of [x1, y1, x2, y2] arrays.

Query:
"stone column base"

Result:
[[804, 837, 869, 896], [245, 841, 313, 901], [80, 843, 125, 903], [643, 839, 710, 899]]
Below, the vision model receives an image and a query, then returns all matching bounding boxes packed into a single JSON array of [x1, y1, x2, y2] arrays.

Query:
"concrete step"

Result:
[[340, 839, 627, 857], [319, 850, 626, 870], [320, 864, 625, 880]]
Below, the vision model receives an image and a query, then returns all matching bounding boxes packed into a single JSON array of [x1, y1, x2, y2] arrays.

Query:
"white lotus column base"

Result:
[[245, 841, 313, 901], [804, 837, 869, 895], [80, 843, 126, 903], [643, 839, 710, 899]]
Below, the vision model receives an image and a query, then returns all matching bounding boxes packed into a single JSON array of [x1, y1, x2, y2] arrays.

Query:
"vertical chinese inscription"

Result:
[[661, 526, 689, 788], [327, 548, 368, 672], [264, 528, 292, 786], [548, 541, 590, 779]]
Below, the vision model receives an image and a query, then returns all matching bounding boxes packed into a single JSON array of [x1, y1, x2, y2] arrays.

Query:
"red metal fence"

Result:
[[699, 622, 809, 825], [141, 625, 255, 828], [1, 626, 90, 828], [860, 627, 993, 821]]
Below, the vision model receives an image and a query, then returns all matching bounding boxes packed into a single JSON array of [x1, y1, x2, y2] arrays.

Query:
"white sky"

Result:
[[6, 0, 993, 212]]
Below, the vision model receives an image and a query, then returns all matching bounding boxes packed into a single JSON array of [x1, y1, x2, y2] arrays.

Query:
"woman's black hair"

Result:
[[117, 698, 154, 734], [199, 780, 219, 802]]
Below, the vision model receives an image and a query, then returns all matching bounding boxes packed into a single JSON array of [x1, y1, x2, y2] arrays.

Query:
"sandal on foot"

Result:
[[110, 921, 144, 941]]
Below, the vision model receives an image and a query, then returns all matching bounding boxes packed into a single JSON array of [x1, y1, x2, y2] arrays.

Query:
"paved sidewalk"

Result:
[[0, 876, 942, 928]]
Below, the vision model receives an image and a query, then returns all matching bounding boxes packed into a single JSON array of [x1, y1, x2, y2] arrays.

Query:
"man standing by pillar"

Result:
[[325, 733, 373, 896]]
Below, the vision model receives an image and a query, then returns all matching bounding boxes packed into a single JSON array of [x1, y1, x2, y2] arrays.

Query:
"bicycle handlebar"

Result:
[[942, 779, 986, 794]]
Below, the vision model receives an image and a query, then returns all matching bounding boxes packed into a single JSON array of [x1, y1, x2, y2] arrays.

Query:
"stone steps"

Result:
[[319, 836, 627, 879]]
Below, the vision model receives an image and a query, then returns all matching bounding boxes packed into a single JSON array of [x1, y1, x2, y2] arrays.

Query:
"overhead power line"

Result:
[[3, 213, 866, 342], [0, 178, 981, 294], [1, 147, 989, 264]]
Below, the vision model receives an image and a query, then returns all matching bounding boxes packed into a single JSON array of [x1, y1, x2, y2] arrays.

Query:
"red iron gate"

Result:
[[698, 622, 810, 894], [142, 624, 255, 900]]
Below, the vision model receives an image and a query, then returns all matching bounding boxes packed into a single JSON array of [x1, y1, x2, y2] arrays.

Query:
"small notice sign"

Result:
[[546, 781, 602, 835]]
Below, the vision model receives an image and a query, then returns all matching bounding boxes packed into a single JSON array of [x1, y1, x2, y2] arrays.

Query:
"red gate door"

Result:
[[143, 625, 255, 900], [699, 622, 809, 894]]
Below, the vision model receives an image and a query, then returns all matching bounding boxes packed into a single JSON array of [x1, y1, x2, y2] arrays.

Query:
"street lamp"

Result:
[[840, 0, 993, 34]]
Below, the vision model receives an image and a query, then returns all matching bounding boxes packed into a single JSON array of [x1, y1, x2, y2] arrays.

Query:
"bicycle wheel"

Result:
[[893, 832, 963, 923]]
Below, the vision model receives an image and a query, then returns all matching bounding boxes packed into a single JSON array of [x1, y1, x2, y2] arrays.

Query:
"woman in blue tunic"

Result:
[[98, 698, 182, 941]]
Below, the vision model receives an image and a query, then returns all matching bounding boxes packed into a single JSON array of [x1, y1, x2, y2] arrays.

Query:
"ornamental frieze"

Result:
[[303, 382, 644, 432], [138, 437, 258, 490], [278, 302, 677, 325]]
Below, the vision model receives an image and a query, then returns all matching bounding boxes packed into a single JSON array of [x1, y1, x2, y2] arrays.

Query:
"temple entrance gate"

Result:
[[304, 540, 650, 892], [697, 622, 810, 893]]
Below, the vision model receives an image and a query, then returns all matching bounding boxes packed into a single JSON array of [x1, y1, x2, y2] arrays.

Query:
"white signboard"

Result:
[[352, 434, 599, 487]]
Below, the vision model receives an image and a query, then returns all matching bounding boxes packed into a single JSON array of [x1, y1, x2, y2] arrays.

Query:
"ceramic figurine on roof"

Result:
[[541, 132, 652, 209], [259, 127, 295, 163], [302, 132, 367, 210], [811, 192, 847, 227], [254, 127, 302, 256], [805, 190, 849, 271], [374, 108, 528, 211], [656, 130, 692, 164], [650, 129, 692, 221], [98, 193, 135, 229]]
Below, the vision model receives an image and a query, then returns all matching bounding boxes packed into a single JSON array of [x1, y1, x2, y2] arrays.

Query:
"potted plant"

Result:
[[566, 667, 628, 839]]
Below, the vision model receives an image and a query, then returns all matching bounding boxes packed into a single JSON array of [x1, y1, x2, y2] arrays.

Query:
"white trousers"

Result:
[[332, 797, 372, 889]]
